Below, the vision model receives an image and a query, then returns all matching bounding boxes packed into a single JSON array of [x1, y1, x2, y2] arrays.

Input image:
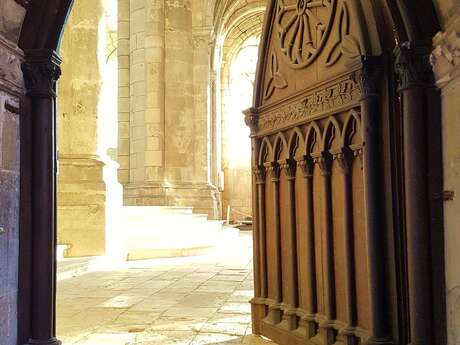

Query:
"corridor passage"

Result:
[[56, 232, 274, 345]]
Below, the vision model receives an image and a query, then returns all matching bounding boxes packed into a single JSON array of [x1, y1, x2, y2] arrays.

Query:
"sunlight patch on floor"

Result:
[[57, 232, 275, 345]]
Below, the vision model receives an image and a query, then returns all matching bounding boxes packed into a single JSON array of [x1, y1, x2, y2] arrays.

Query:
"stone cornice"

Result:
[[0, 35, 24, 95], [431, 15, 460, 88]]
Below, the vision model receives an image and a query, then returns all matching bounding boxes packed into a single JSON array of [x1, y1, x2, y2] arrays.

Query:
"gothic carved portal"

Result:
[[247, 0, 443, 345]]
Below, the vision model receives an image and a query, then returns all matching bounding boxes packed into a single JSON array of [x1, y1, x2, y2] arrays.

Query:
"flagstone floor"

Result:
[[57, 232, 274, 345]]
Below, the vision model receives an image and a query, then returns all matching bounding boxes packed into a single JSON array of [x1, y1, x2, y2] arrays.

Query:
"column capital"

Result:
[[297, 156, 314, 178], [351, 56, 384, 99], [264, 162, 280, 182], [244, 107, 259, 136], [312, 152, 331, 176], [22, 49, 62, 98], [279, 158, 296, 180], [253, 165, 266, 185], [431, 15, 460, 88], [394, 41, 434, 91], [331, 149, 352, 175]]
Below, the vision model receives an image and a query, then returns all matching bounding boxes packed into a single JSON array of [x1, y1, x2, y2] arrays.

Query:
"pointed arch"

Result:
[[342, 109, 363, 148], [272, 131, 289, 162], [288, 127, 305, 159], [322, 116, 342, 152], [305, 121, 322, 155], [258, 137, 273, 165]]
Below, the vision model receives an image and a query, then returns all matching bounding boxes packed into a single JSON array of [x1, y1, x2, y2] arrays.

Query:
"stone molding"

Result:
[[22, 49, 62, 98], [431, 14, 460, 88], [256, 74, 360, 135], [0, 34, 24, 95]]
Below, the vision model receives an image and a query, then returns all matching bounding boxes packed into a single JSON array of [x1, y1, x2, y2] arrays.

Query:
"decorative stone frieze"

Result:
[[257, 75, 360, 134]]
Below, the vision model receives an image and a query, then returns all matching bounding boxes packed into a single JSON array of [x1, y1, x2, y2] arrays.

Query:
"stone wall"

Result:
[[431, 3, 460, 343], [0, 1, 25, 343]]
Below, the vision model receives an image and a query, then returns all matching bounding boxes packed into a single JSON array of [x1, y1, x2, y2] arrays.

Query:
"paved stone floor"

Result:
[[57, 232, 275, 345]]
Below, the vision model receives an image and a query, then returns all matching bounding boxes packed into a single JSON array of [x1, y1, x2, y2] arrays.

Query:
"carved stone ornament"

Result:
[[253, 166, 267, 184], [0, 36, 24, 93], [258, 75, 360, 133], [22, 50, 62, 98], [325, 2, 361, 67], [244, 107, 259, 134], [279, 159, 297, 180], [332, 149, 351, 174], [351, 56, 383, 99], [275, 0, 337, 69], [394, 41, 434, 91], [312, 152, 331, 175], [431, 15, 460, 88], [297, 156, 313, 178], [264, 51, 288, 99], [264, 162, 281, 181]]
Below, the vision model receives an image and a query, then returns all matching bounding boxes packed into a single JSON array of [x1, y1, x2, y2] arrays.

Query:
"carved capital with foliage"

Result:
[[22, 50, 62, 98], [351, 56, 383, 99], [431, 15, 460, 88], [253, 165, 266, 185], [244, 107, 259, 136], [395, 41, 434, 91], [312, 152, 331, 176], [297, 156, 314, 179], [264, 162, 280, 182], [279, 159, 296, 180], [332, 149, 351, 175]]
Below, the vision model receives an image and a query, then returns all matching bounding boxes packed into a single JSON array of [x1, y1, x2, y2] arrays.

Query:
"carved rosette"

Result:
[[22, 50, 62, 98], [244, 107, 259, 135], [279, 159, 296, 180], [395, 41, 434, 91], [351, 56, 383, 99], [275, 0, 337, 69]]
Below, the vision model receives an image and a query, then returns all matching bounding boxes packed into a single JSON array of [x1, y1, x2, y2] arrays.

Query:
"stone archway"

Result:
[[8, 1, 447, 345]]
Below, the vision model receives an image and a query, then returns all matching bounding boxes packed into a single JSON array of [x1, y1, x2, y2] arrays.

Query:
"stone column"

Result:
[[431, 12, 460, 345], [22, 49, 62, 345], [57, 0, 107, 257]]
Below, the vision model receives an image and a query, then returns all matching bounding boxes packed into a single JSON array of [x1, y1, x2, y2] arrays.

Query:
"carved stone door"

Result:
[[246, 1, 445, 345]]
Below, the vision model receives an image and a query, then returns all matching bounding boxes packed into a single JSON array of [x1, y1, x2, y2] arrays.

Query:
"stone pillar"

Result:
[[57, 0, 107, 257], [22, 49, 62, 345], [118, 0, 131, 184], [431, 11, 460, 345], [120, 0, 218, 218]]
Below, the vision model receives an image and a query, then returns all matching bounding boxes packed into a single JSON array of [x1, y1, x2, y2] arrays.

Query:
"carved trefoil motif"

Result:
[[264, 51, 288, 99]]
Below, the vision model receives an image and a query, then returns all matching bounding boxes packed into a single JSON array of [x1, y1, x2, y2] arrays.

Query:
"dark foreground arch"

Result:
[[16, 1, 445, 345]]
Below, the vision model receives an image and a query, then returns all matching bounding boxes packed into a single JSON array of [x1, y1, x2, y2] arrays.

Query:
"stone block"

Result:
[[145, 150, 163, 166]]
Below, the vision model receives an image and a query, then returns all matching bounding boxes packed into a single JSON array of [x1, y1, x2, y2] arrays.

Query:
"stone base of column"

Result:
[[123, 181, 220, 219], [57, 154, 106, 257]]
